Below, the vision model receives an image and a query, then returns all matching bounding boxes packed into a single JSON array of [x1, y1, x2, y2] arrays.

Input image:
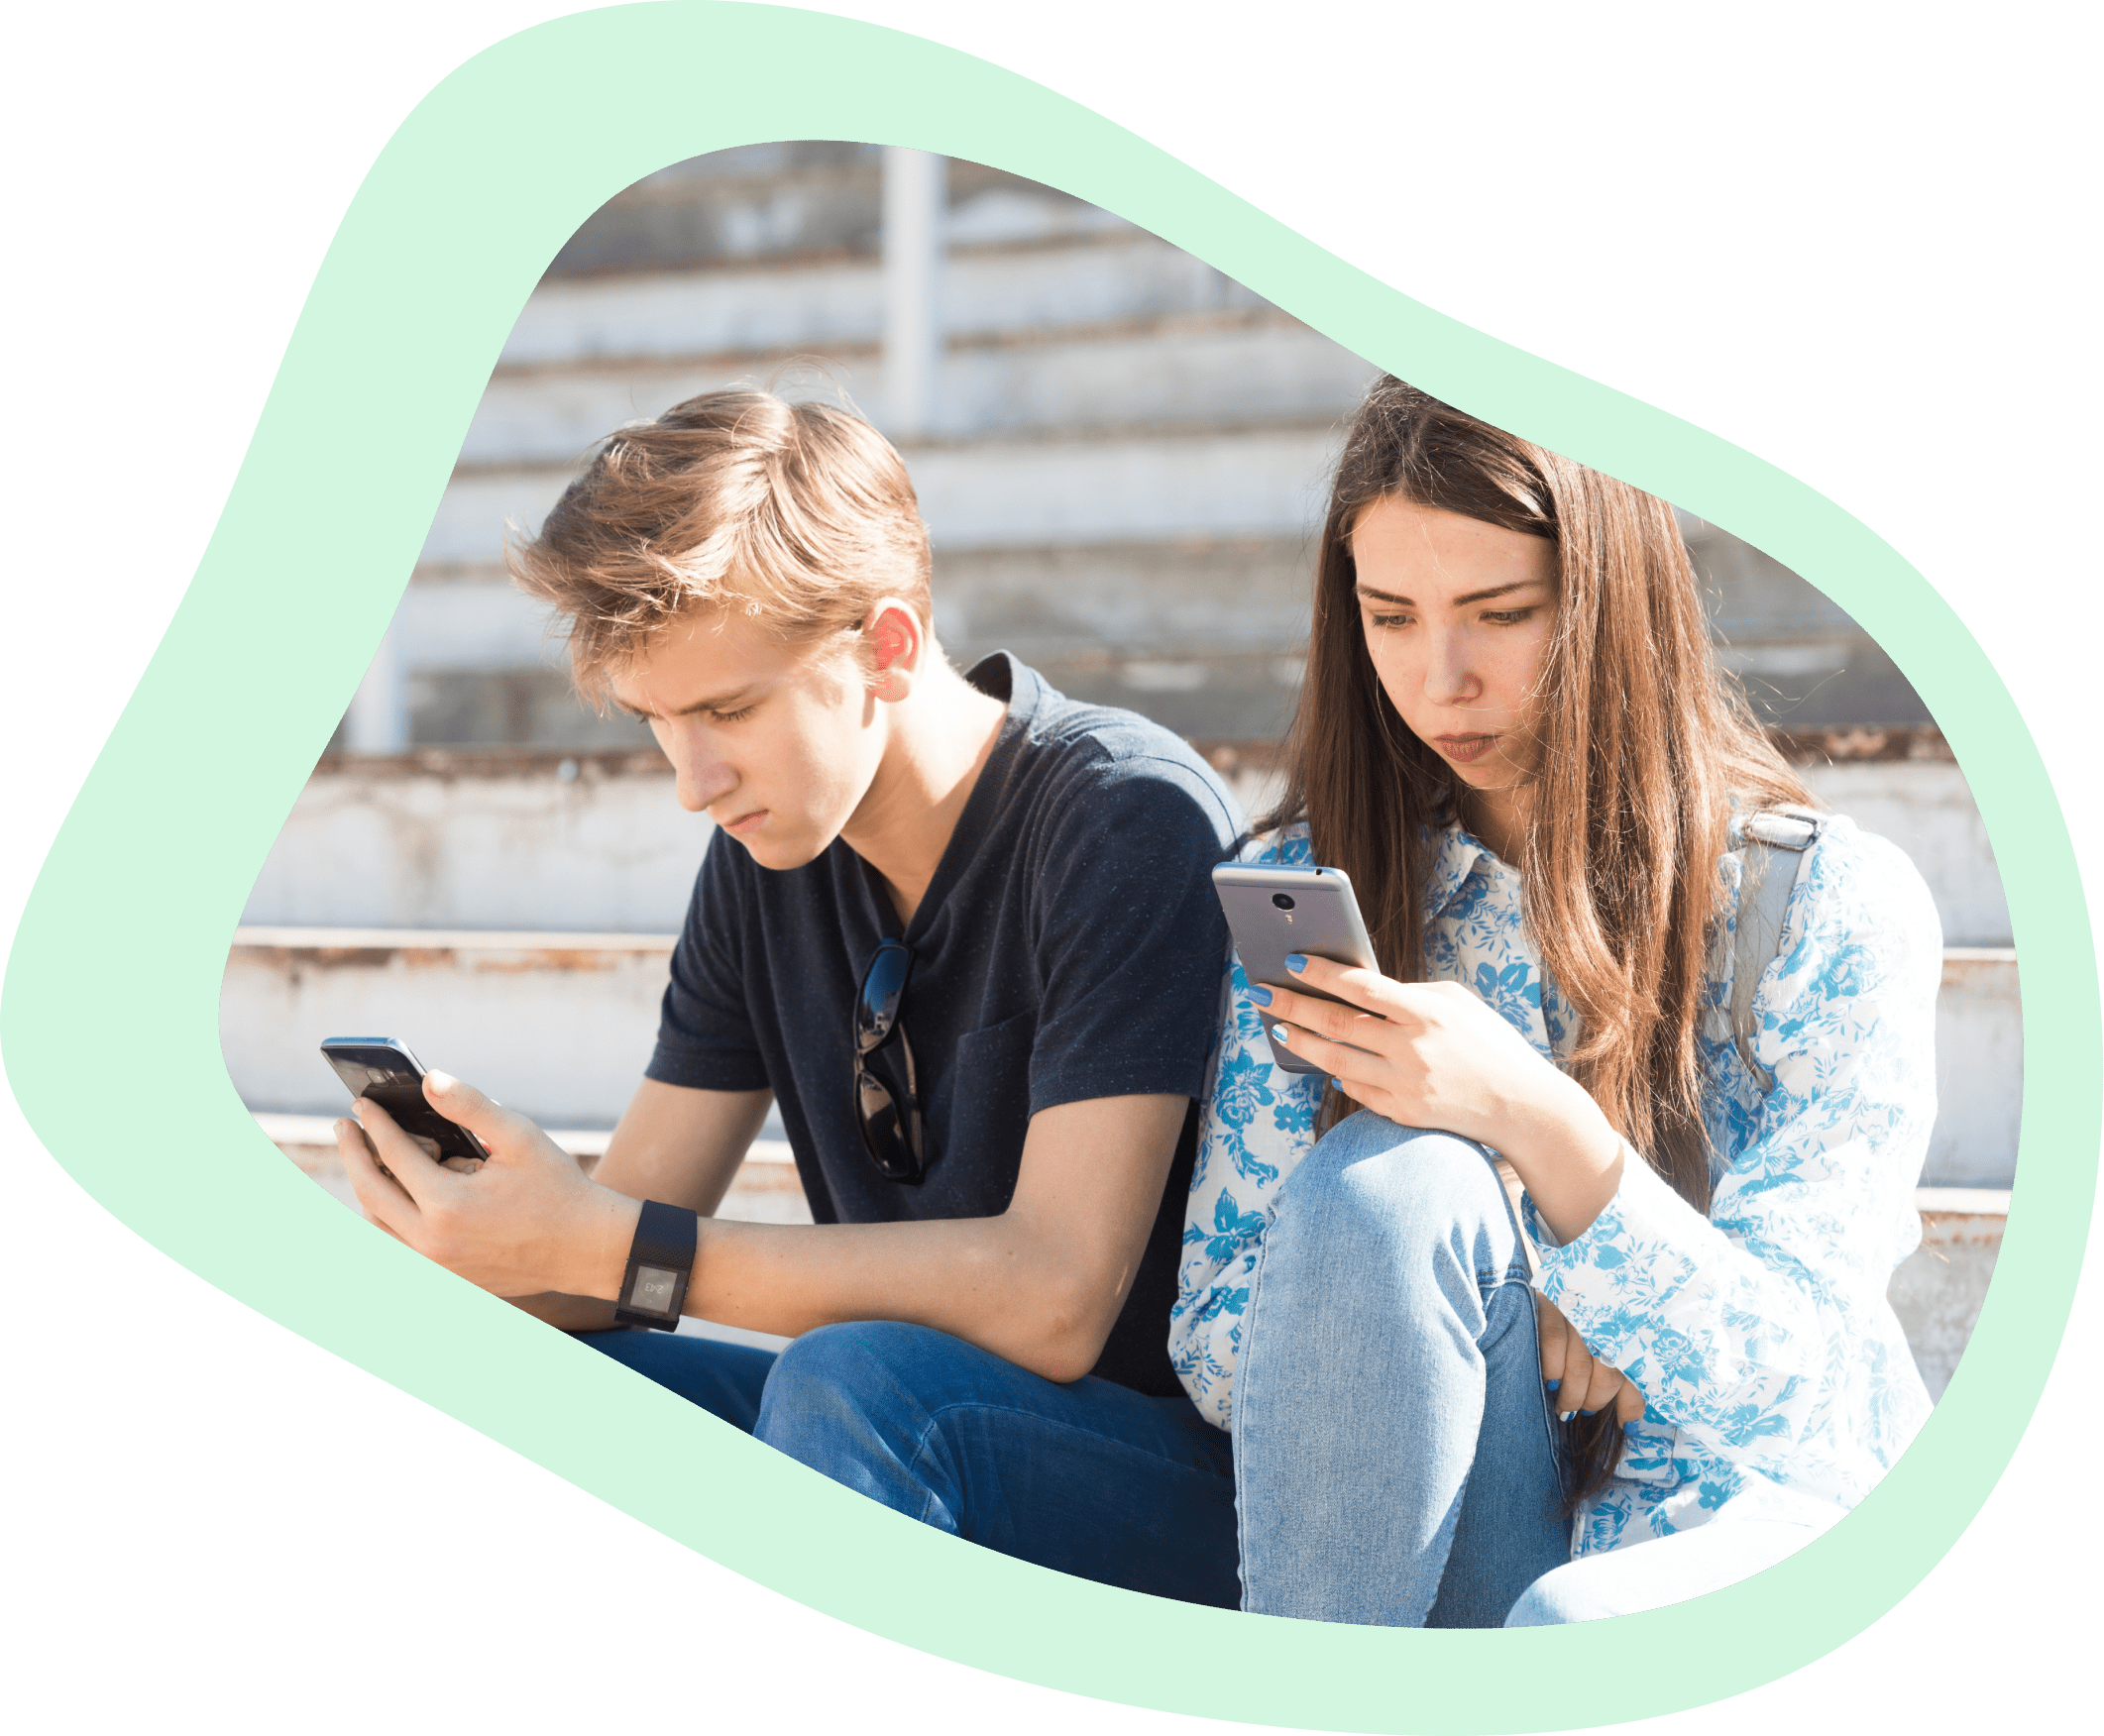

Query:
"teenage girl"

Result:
[[1172, 379, 1941, 1625]]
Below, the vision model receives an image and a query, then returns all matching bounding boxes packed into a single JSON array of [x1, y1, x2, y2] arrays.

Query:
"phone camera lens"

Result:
[[1272, 892, 1296, 911]]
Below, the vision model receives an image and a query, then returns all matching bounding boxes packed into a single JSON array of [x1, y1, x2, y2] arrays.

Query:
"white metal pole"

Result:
[[882, 147, 945, 440]]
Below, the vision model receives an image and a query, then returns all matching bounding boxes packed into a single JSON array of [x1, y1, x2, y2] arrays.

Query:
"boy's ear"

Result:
[[864, 600, 924, 702]]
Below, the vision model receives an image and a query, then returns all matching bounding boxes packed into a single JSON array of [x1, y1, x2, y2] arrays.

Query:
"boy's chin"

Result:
[[726, 822, 832, 873]]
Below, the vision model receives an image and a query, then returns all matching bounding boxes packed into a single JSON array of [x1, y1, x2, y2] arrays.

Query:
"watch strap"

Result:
[[613, 1199, 699, 1329]]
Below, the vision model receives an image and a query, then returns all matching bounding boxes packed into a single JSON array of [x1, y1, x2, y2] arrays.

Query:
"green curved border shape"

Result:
[[4, 4, 2095, 1728]]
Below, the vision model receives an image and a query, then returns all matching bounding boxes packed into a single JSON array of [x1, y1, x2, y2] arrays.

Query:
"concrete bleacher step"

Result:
[[469, 310, 1376, 467], [223, 924, 2019, 1186], [252, 1110, 2007, 1405], [366, 151, 1940, 754], [257, 1110, 811, 1224], [499, 232, 1264, 376], [424, 420, 1346, 569], [261, 1110, 808, 1356]]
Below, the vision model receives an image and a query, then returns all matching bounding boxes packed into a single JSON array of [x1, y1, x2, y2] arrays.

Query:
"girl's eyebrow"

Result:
[[1355, 580, 1548, 607]]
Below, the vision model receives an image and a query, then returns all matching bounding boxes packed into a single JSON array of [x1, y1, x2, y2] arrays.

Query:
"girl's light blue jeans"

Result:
[[1233, 1110, 1572, 1625]]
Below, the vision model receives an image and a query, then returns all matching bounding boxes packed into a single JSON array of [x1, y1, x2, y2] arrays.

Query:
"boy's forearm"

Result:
[[508, 1290, 621, 1334], [530, 1207, 1104, 1382], [509, 1092, 1181, 1384], [506, 1216, 1066, 1371]]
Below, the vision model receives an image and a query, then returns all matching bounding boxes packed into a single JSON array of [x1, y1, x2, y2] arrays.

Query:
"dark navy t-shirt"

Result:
[[646, 653, 1244, 1394]]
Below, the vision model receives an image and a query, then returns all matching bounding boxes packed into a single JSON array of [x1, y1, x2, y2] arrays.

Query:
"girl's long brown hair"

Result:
[[1264, 378, 1815, 1504]]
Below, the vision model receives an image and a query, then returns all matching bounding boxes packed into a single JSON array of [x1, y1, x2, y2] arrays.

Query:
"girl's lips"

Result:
[[1433, 733, 1496, 765], [721, 808, 768, 835]]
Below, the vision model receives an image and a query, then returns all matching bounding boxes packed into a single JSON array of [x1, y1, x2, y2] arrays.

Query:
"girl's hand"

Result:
[[1252, 955, 1626, 1245], [1535, 1291, 1646, 1425]]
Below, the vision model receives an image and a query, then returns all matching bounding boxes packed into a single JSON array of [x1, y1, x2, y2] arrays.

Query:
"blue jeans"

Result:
[[1234, 1111, 1573, 1625], [580, 1320, 1241, 1607]]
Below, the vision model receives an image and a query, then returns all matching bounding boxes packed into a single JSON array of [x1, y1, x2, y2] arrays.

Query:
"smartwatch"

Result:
[[612, 1200, 699, 1329]]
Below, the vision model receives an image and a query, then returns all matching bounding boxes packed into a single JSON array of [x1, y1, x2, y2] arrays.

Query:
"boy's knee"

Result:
[[754, 1322, 937, 1484], [760, 1322, 910, 1427]]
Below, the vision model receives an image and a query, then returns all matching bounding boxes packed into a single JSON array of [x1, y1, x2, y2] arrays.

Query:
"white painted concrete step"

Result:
[[465, 314, 1379, 466], [254, 1109, 2006, 1406], [222, 925, 2020, 1188], [499, 235, 1268, 371], [422, 422, 1343, 568], [242, 751, 2013, 946]]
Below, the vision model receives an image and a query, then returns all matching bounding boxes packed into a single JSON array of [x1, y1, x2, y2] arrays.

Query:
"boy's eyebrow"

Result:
[[1355, 580, 1548, 607], [621, 684, 760, 720]]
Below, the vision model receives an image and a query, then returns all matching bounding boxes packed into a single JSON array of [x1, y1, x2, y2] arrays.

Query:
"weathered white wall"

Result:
[[466, 318, 1378, 468], [1800, 759, 2010, 945], [496, 236, 1258, 371], [244, 756, 2012, 945], [1887, 1195, 2011, 1401], [240, 762, 711, 933], [427, 424, 1343, 568], [222, 929, 678, 1126]]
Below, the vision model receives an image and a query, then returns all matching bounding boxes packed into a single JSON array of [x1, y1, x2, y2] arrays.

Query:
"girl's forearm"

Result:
[[1495, 1072, 1626, 1247]]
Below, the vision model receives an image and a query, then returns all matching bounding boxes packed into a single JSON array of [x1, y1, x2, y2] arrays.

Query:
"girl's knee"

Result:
[[1502, 1566, 1601, 1626], [1289, 1113, 1502, 1225]]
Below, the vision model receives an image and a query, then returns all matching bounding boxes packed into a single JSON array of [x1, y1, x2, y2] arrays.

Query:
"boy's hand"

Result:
[[335, 1071, 639, 1302]]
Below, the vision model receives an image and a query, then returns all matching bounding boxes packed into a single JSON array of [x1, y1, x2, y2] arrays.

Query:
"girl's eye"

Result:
[[1483, 608, 1538, 625], [1366, 611, 1412, 629], [710, 705, 757, 724]]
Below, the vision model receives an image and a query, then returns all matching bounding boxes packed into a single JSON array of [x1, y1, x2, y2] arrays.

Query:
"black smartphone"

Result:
[[1211, 863, 1381, 1074], [319, 1036, 490, 1163]]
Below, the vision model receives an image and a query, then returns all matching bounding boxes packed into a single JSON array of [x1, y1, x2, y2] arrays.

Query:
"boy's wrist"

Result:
[[564, 1186, 646, 1303]]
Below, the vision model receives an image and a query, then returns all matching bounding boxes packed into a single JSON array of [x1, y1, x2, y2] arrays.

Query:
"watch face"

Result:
[[627, 1264, 681, 1316]]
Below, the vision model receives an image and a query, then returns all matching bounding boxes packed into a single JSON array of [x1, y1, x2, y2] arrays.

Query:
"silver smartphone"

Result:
[[1211, 863, 1380, 1074]]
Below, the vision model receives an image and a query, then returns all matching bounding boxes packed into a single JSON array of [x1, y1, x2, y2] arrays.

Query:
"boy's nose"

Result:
[[664, 725, 736, 814], [679, 762, 737, 814]]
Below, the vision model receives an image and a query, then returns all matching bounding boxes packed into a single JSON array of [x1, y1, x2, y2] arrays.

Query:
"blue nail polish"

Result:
[[1581, 1407, 1600, 1416], [1545, 1379, 1560, 1391], [1272, 1024, 1291, 1044], [1621, 1419, 1639, 1432], [1247, 984, 1273, 1007], [1284, 952, 1308, 972]]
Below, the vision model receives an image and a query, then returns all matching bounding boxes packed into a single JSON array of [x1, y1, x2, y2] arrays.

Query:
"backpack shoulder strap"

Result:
[[1730, 806, 1824, 1093]]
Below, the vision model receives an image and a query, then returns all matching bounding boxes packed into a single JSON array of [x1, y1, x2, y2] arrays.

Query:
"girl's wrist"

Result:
[[1500, 1075, 1625, 1246]]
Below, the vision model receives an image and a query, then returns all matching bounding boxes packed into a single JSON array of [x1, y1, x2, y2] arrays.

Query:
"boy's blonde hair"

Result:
[[508, 388, 934, 705]]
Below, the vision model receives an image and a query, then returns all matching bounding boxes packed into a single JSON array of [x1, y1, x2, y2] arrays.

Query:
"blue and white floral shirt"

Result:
[[1171, 813, 1942, 1556]]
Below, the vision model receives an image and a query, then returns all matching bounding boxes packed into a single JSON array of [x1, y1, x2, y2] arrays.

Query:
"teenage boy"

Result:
[[334, 389, 1245, 1605]]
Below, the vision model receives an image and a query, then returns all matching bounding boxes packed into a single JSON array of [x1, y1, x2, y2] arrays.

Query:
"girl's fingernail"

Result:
[[1621, 1420, 1640, 1432], [1248, 984, 1273, 1007], [1558, 1410, 1575, 1423], [1545, 1379, 1561, 1391], [1284, 953, 1308, 972], [1581, 1408, 1600, 1416], [1272, 1025, 1292, 1044]]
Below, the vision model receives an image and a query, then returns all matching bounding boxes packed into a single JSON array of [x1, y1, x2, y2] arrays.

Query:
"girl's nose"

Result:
[[1423, 630, 1482, 706]]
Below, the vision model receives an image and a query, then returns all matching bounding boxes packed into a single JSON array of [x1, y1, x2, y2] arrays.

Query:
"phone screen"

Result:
[[320, 1039, 489, 1162]]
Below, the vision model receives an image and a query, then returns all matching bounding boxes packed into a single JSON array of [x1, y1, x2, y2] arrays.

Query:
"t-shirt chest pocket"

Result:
[[928, 1009, 1037, 1189]]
